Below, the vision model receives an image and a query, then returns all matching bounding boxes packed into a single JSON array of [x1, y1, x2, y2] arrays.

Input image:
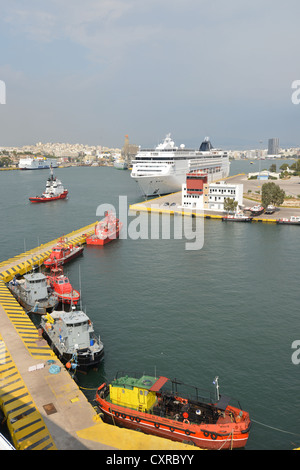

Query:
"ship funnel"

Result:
[[199, 137, 213, 151]]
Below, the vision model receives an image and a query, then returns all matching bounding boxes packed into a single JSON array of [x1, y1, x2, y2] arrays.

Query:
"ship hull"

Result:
[[132, 167, 230, 197], [96, 392, 250, 450], [29, 191, 68, 203]]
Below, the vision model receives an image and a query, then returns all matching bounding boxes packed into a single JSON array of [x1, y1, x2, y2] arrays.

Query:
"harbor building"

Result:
[[181, 172, 243, 212]]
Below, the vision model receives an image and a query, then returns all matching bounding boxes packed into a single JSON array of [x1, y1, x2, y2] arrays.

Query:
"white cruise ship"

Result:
[[131, 134, 230, 197], [19, 156, 58, 170]]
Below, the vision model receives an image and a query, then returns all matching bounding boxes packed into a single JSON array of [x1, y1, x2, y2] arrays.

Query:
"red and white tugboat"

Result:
[[29, 166, 68, 203], [86, 211, 122, 246], [95, 373, 251, 450], [44, 238, 84, 268], [222, 212, 252, 222], [47, 265, 80, 305]]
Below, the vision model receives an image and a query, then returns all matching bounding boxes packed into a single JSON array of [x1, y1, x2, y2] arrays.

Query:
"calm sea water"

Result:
[[0, 160, 299, 450]]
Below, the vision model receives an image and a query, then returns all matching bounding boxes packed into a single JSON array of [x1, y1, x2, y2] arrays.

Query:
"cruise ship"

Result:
[[19, 156, 58, 170], [131, 134, 230, 197]]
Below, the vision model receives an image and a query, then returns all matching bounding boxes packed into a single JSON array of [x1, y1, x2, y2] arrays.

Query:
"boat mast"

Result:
[[213, 376, 220, 401]]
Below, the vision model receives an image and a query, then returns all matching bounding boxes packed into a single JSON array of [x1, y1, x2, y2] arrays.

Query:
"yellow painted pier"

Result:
[[0, 222, 198, 451]]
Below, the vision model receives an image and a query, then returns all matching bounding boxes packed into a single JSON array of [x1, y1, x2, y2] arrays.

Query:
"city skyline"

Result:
[[0, 1, 300, 149]]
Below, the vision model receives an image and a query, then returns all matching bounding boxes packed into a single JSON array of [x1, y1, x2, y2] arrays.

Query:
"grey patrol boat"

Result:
[[40, 307, 104, 371], [8, 272, 58, 314]]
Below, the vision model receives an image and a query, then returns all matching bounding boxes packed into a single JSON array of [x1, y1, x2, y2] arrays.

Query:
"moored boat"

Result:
[[95, 373, 251, 450], [47, 266, 80, 305], [40, 307, 104, 371], [29, 167, 68, 203], [222, 212, 252, 222], [276, 216, 300, 225], [86, 211, 123, 246], [7, 271, 58, 314], [44, 238, 84, 268]]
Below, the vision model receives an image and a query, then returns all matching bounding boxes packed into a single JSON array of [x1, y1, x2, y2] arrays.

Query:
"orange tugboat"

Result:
[[44, 238, 84, 268], [47, 266, 80, 305], [86, 211, 122, 246], [95, 373, 251, 450]]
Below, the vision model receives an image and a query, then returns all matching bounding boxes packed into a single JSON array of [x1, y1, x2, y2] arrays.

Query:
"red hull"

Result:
[[96, 384, 251, 450], [29, 190, 68, 203], [86, 228, 121, 246]]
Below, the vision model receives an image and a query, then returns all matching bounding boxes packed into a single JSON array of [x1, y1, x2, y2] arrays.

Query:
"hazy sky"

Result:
[[0, 0, 300, 149]]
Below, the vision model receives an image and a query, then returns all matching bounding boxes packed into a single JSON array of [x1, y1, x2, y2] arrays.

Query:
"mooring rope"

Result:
[[252, 419, 300, 437]]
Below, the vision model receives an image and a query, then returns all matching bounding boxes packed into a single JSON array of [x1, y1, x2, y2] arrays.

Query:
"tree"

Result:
[[224, 197, 238, 213], [269, 163, 277, 173], [261, 182, 285, 208]]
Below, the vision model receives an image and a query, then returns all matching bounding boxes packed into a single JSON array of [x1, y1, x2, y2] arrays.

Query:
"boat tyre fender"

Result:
[[185, 430, 191, 436], [169, 427, 175, 432], [135, 417, 141, 423], [121, 414, 126, 419], [115, 412, 120, 418], [210, 433, 217, 440], [154, 423, 160, 429], [130, 416, 135, 421], [203, 431, 210, 438]]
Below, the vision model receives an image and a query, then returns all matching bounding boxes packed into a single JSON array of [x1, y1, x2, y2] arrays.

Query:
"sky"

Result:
[[0, 0, 300, 150]]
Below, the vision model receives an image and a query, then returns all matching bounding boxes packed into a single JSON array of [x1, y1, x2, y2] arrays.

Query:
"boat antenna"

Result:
[[213, 376, 220, 401], [79, 265, 82, 309]]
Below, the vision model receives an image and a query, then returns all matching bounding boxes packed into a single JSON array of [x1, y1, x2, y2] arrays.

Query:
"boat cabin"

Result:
[[45, 309, 95, 351], [15, 273, 51, 302], [109, 375, 166, 412]]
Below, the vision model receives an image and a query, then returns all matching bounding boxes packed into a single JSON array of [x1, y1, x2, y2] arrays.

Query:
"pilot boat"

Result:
[[40, 307, 104, 371], [29, 167, 68, 203], [276, 216, 300, 225], [222, 212, 252, 222], [86, 211, 123, 246], [47, 266, 80, 305], [7, 272, 58, 314], [44, 238, 84, 268], [95, 373, 251, 450]]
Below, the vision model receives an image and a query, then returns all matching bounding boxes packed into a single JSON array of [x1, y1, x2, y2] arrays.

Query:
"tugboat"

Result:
[[44, 238, 84, 268], [86, 211, 123, 246], [40, 307, 104, 371], [276, 216, 300, 225], [95, 373, 251, 450], [249, 205, 264, 216], [222, 212, 252, 222], [7, 271, 58, 314], [47, 266, 80, 305], [29, 166, 68, 203]]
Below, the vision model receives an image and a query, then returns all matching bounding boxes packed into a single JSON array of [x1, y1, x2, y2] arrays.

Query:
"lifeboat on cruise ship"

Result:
[[47, 266, 80, 305], [44, 238, 84, 268], [86, 211, 122, 246], [95, 373, 251, 450]]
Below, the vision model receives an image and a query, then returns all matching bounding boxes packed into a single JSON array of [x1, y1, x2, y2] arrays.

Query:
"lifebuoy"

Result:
[[142, 379, 152, 386], [183, 419, 190, 424]]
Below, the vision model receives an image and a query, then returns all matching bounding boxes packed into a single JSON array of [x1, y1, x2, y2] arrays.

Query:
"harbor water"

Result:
[[0, 160, 299, 450]]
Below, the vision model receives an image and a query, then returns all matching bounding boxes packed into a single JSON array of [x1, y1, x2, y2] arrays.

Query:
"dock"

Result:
[[0, 222, 198, 451]]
